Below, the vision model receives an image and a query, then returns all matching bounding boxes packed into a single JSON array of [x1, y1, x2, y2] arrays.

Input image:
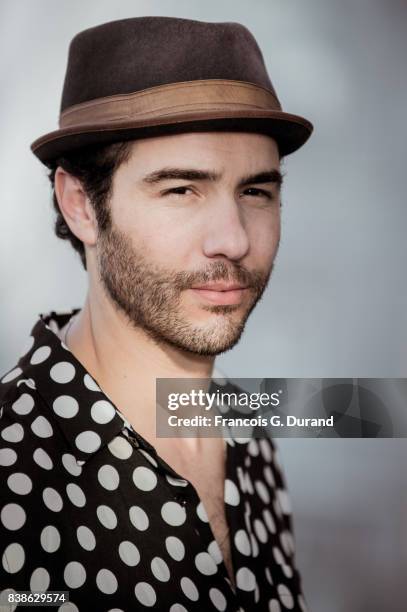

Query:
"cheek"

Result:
[[128, 214, 194, 265], [248, 213, 281, 262]]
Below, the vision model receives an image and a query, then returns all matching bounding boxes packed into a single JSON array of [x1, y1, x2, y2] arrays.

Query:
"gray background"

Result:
[[1, 1, 407, 610]]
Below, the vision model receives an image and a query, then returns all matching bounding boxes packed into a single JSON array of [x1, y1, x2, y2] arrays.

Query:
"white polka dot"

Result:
[[58, 603, 79, 612], [1, 367, 22, 383], [1, 503, 26, 530], [277, 584, 294, 609], [259, 438, 273, 461], [196, 501, 208, 522], [75, 430, 101, 453], [108, 436, 133, 460], [280, 530, 295, 556], [208, 539, 223, 564], [64, 561, 86, 589], [209, 587, 227, 611], [76, 526, 96, 551], [1, 423, 24, 443], [30, 346, 51, 365], [0, 447, 17, 466], [254, 519, 268, 543], [12, 393, 34, 415], [98, 465, 120, 490], [277, 489, 292, 514], [30, 567, 50, 591], [66, 483, 86, 507], [298, 594, 308, 612], [244, 472, 254, 494], [250, 533, 259, 557], [7, 472, 32, 495], [2, 543, 25, 573], [96, 568, 118, 594], [31, 416, 53, 438], [269, 600, 281, 612], [91, 400, 115, 424], [53, 395, 79, 419], [195, 551, 217, 575], [180, 576, 199, 601], [129, 505, 149, 531], [42, 487, 63, 512], [255, 480, 270, 504], [165, 536, 185, 561], [161, 501, 186, 526], [134, 582, 156, 607], [16, 378, 36, 390], [265, 567, 274, 585], [264, 465, 275, 486], [33, 448, 53, 470], [151, 556, 170, 581], [263, 509, 276, 534], [0, 591, 17, 612], [248, 439, 259, 456], [273, 546, 285, 565], [97, 505, 117, 529], [234, 529, 251, 556], [40, 525, 61, 552], [282, 563, 294, 578], [224, 479, 240, 506], [169, 606, 188, 612], [255, 584, 261, 604], [132, 466, 157, 491], [236, 467, 247, 492], [236, 566, 256, 591], [136, 449, 158, 469], [84, 373, 101, 391], [50, 362, 76, 383], [62, 453, 82, 476], [164, 474, 188, 487], [118, 540, 140, 566]]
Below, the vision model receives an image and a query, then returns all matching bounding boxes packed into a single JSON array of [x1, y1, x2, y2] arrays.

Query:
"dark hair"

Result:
[[47, 141, 134, 270]]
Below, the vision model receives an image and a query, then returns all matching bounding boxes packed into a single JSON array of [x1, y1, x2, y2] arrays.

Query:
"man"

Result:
[[0, 16, 312, 612]]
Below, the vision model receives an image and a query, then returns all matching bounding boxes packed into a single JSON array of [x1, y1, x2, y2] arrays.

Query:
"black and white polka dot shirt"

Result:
[[0, 310, 308, 612]]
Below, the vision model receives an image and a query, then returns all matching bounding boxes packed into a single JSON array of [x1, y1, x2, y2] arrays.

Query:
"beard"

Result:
[[96, 222, 275, 356]]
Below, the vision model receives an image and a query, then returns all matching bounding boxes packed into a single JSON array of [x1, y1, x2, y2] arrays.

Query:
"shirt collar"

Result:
[[16, 308, 158, 463]]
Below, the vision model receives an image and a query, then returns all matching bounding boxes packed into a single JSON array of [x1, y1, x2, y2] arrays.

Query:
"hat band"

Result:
[[59, 79, 281, 129]]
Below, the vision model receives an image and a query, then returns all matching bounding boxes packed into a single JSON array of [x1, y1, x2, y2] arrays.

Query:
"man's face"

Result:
[[94, 131, 281, 355]]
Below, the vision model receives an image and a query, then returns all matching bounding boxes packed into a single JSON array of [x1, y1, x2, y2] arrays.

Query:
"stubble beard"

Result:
[[97, 223, 274, 356]]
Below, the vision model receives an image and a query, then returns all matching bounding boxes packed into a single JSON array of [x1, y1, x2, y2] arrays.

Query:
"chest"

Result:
[[168, 445, 236, 589]]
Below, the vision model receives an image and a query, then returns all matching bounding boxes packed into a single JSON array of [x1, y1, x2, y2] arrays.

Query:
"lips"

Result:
[[191, 283, 248, 291], [190, 283, 250, 305]]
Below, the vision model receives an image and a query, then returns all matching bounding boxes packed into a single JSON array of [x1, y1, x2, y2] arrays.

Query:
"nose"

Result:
[[201, 196, 250, 261]]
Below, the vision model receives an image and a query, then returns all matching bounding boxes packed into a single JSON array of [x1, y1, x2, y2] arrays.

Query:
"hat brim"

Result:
[[31, 109, 313, 165]]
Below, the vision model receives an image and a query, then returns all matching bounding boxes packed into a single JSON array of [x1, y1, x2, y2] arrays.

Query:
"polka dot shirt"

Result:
[[0, 309, 308, 611]]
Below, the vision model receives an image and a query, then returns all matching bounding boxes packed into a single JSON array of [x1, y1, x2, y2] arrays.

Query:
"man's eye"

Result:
[[163, 186, 193, 196], [242, 188, 272, 199]]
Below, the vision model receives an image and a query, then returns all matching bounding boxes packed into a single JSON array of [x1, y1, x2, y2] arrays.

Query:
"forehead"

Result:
[[125, 131, 280, 170]]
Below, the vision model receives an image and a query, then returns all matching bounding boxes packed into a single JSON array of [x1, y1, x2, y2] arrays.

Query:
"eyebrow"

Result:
[[141, 167, 284, 188]]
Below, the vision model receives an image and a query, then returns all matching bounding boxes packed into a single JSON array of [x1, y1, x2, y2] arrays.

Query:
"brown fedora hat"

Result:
[[31, 16, 313, 165]]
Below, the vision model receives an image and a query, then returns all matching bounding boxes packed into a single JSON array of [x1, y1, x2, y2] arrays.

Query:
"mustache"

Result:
[[172, 260, 270, 292]]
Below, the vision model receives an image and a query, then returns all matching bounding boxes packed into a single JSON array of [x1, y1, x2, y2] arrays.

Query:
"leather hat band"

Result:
[[59, 79, 281, 129]]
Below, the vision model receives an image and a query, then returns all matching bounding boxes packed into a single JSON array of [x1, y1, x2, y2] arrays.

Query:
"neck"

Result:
[[64, 290, 215, 446]]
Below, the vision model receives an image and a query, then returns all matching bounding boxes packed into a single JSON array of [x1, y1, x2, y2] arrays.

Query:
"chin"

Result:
[[168, 317, 246, 356]]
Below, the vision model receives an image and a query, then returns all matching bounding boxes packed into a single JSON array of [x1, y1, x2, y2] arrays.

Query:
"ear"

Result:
[[54, 167, 98, 246]]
